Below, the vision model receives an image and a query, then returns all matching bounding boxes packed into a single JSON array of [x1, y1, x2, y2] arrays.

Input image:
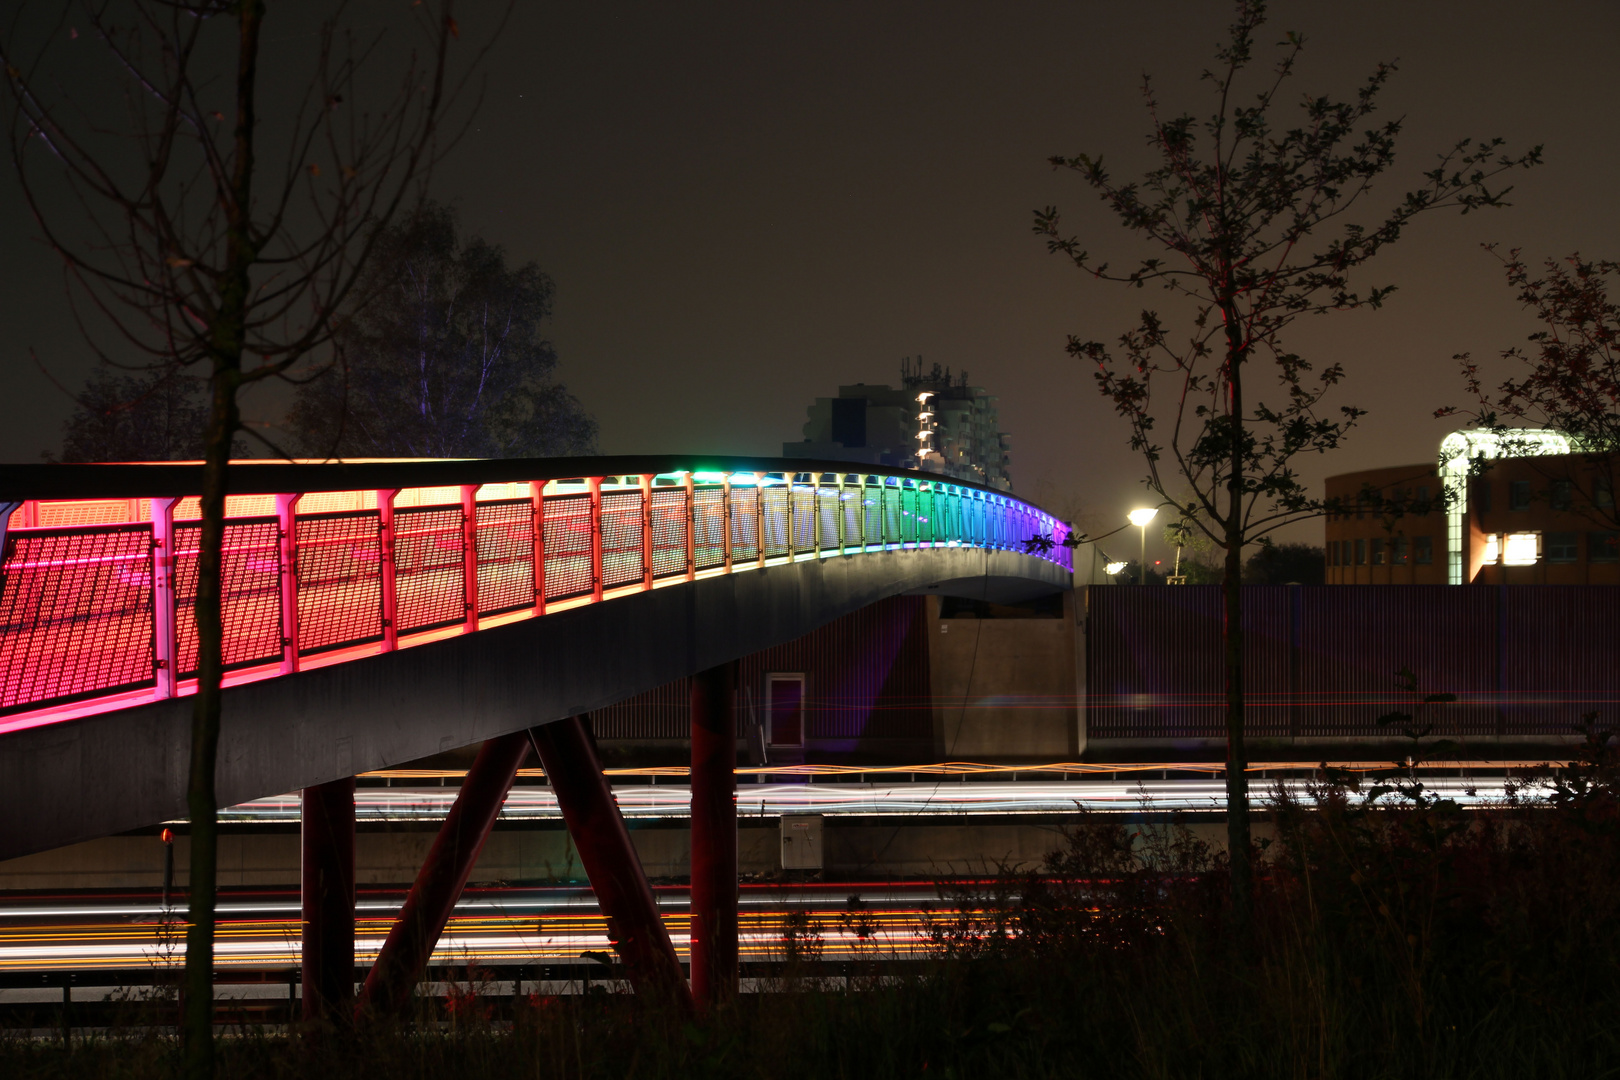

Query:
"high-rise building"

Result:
[[784, 358, 1013, 491]]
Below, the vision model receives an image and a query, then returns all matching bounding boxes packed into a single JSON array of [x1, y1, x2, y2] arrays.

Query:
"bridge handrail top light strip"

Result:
[[0, 454, 1044, 506]]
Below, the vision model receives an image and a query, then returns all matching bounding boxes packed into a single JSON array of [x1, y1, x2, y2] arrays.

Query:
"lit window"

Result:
[[1546, 532, 1578, 563], [1370, 538, 1385, 565], [1503, 532, 1539, 566], [1510, 480, 1531, 511], [1354, 539, 1365, 565], [1482, 534, 1500, 564], [1591, 532, 1619, 563], [1414, 536, 1432, 565]]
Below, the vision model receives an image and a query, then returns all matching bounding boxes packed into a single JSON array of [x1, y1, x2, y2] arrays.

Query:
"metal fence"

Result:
[[1086, 584, 1620, 739], [0, 466, 1069, 719]]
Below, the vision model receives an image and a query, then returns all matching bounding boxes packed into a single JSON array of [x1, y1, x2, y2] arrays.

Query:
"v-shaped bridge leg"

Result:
[[530, 716, 694, 1014], [356, 731, 531, 1019]]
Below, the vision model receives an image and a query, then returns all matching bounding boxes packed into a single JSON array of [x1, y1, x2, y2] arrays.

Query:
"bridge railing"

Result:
[[0, 464, 1069, 721]]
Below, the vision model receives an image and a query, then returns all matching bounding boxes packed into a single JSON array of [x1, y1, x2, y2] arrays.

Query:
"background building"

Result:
[[785, 358, 1013, 490], [1325, 430, 1620, 584]]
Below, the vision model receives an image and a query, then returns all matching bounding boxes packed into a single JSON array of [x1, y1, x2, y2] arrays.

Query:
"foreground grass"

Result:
[[8, 735, 1620, 1079]]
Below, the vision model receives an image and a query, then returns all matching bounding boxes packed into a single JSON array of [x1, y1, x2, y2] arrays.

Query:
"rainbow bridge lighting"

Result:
[[0, 458, 1070, 730]]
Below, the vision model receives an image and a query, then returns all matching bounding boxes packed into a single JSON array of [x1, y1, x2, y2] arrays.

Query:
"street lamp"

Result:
[[1127, 507, 1158, 583]]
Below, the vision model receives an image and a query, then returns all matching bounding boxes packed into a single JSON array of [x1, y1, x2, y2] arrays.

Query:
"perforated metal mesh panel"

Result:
[[728, 487, 759, 562], [916, 487, 936, 543], [817, 485, 840, 551], [900, 486, 918, 544], [0, 526, 154, 711], [650, 488, 689, 578], [761, 487, 790, 557], [791, 485, 816, 552], [475, 500, 534, 615], [862, 485, 883, 545], [938, 490, 958, 542], [600, 491, 645, 589], [174, 519, 281, 676], [693, 488, 726, 570], [394, 507, 465, 633], [882, 484, 901, 543], [295, 512, 383, 653], [841, 488, 862, 546], [543, 495, 594, 601]]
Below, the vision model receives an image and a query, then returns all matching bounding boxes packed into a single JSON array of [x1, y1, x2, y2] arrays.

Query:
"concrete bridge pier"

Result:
[[300, 776, 355, 1027], [689, 663, 738, 1011]]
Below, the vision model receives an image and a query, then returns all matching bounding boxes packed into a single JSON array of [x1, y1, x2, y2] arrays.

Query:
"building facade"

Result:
[[785, 359, 1013, 490], [1325, 430, 1620, 585]]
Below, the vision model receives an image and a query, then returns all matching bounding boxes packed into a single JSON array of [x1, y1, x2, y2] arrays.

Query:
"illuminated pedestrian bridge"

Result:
[[0, 456, 1071, 859]]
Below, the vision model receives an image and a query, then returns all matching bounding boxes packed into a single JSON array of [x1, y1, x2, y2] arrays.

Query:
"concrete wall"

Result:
[[928, 593, 1082, 760]]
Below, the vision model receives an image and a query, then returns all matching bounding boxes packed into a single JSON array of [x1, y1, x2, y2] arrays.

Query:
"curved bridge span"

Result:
[[0, 456, 1071, 860]]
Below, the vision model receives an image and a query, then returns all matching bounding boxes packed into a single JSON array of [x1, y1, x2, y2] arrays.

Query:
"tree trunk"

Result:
[[184, 6, 261, 1077], [1221, 302, 1252, 931]]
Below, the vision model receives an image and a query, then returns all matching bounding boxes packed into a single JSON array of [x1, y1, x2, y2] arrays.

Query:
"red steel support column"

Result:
[[277, 493, 301, 674], [377, 490, 399, 651], [683, 473, 697, 581], [531, 481, 548, 615], [588, 477, 604, 602], [689, 664, 738, 1011], [721, 476, 733, 573], [151, 497, 179, 699], [640, 474, 655, 590], [357, 733, 531, 1018], [529, 717, 693, 1012], [461, 485, 479, 631], [301, 777, 355, 1027]]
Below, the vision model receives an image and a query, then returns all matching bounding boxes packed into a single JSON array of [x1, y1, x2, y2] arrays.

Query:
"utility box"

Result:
[[780, 814, 824, 870]]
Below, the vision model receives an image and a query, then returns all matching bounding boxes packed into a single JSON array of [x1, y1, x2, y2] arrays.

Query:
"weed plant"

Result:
[[5, 730, 1619, 1078]]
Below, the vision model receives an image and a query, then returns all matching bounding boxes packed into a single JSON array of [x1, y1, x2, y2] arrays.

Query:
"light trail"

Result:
[[216, 776, 1550, 823], [0, 885, 951, 974]]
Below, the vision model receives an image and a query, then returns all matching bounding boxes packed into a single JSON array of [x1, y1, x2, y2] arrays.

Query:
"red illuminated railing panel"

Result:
[[295, 512, 383, 653], [174, 519, 281, 676], [394, 506, 465, 634], [542, 494, 593, 602], [0, 464, 1070, 720], [649, 489, 689, 579], [600, 491, 645, 589], [474, 500, 534, 616], [0, 526, 154, 711], [693, 488, 726, 571]]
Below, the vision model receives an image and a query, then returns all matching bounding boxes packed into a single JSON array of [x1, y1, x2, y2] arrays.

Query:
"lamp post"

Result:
[[1127, 508, 1158, 584]]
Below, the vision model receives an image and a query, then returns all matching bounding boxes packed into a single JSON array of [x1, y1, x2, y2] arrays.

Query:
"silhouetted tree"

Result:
[[3, 4, 496, 1073], [1448, 248, 1620, 528], [1034, 0, 1538, 923], [1243, 542, 1324, 585], [290, 201, 597, 458], [55, 368, 207, 462]]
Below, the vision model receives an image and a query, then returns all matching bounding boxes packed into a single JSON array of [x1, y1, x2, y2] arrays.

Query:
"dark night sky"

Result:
[[3, 1, 1617, 559]]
